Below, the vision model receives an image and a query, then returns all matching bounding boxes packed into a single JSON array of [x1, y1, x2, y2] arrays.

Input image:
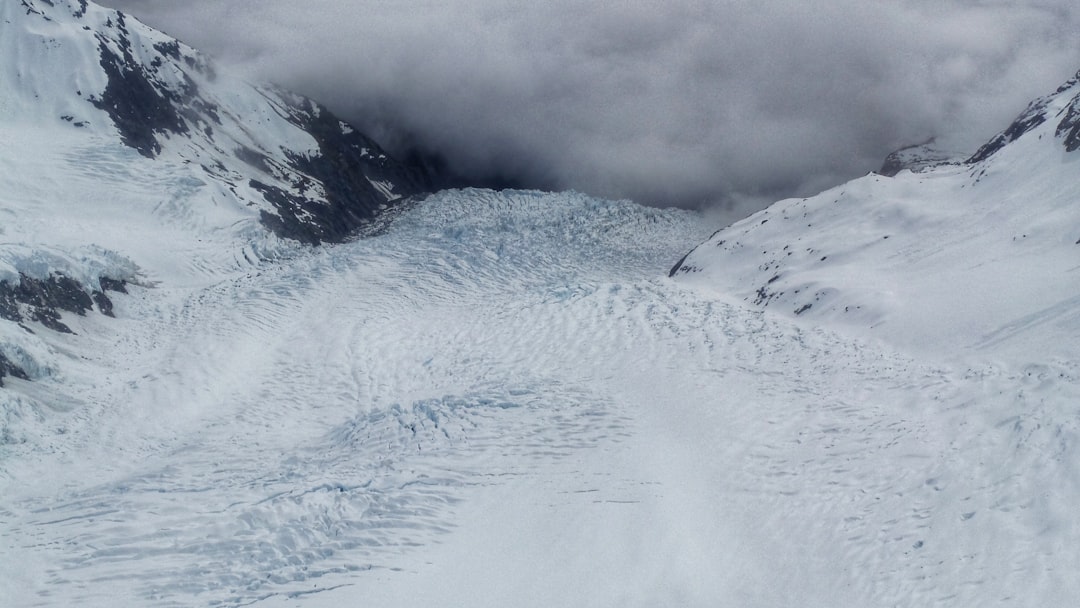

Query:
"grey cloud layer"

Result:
[[101, 0, 1080, 215]]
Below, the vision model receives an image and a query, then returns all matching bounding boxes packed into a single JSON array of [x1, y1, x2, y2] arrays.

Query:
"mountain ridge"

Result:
[[0, 0, 431, 389], [5, 0, 428, 246], [672, 68, 1080, 360]]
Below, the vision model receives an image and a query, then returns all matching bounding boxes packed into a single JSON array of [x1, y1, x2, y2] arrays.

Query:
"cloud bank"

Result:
[[100, 0, 1080, 216]]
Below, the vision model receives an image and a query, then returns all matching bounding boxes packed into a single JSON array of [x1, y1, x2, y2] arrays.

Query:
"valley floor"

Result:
[[2, 190, 1078, 607]]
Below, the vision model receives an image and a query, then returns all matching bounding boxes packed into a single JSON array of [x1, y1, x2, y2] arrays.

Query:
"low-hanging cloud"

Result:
[[100, 0, 1080, 217]]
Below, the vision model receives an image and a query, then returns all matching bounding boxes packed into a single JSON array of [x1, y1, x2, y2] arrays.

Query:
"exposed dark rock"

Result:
[[968, 106, 1048, 164], [250, 94, 430, 244], [152, 40, 181, 60], [89, 13, 189, 158], [0, 273, 125, 334], [27, 0, 427, 245], [754, 285, 774, 306], [966, 72, 1080, 164], [85, 9, 222, 159], [83, 11, 426, 243], [21, 0, 46, 18], [879, 138, 957, 177], [100, 277, 128, 294], [92, 291, 114, 317], [252, 181, 354, 246], [234, 146, 274, 175], [1056, 97, 1080, 153], [0, 352, 30, 388], [668, 251, 693, 277]]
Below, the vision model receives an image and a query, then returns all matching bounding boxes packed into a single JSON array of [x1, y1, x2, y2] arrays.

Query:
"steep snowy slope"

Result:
[[2, 0, 425, 247], [673, 70, 1080, 362]]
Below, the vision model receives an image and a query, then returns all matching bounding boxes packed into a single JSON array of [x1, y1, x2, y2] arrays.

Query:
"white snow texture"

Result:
[[3, 1, 1080, 607]]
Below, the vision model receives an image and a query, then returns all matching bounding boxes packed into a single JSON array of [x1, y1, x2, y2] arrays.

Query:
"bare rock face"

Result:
[[17, 0, 430, 246], [0, 272, 125, 386], [878, 138, 959, 177], [2, 0, 436, 391], [0, 273, 126, 335], [968, 70, 1080, 163], [879, 71, 1080, 175], [1055, 92, 1080, 153]]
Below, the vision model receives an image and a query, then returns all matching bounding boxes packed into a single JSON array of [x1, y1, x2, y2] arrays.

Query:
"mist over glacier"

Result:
[[99, 0, 1080, 216]]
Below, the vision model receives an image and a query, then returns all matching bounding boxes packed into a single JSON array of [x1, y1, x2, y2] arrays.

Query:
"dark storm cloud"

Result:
[[100, 0, 1080, 217]]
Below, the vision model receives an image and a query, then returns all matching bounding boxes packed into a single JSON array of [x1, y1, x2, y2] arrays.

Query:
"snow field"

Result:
[[674, 89, 1080, 364], [3, 188, 1079, 606]]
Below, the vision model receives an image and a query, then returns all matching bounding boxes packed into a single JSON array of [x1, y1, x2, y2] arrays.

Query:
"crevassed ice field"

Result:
[[3, 183, 1078, 607]]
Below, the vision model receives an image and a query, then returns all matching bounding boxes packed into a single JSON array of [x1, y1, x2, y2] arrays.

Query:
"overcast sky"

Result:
[[99, 0, 1080, 216]]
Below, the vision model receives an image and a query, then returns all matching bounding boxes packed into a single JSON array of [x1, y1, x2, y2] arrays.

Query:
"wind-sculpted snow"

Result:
[[2, 189, 1080, 606]]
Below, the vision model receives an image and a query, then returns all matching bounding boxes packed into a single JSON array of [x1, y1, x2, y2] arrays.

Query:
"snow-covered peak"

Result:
[[877, 138, 962, 177], [967, 69, 1080, 163], [0, 0, 430, 388], [2, 0, 427, 246], [672, 69, 1080, 363]]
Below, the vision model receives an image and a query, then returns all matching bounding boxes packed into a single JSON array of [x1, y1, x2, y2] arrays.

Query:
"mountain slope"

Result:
[[3, 0, 426, 247], [0, 0, 426, 389], [672, 70, 1080, 362]]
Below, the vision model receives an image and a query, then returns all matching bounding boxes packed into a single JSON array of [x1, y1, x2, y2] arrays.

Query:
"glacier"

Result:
[[4, 183, 1078, 606], [3, 1, 1080, 607]]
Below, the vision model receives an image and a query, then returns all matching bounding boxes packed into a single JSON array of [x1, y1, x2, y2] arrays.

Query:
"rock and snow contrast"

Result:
[[3, 0, 426, 248], [671, 70, 1080, 362], [3, 1, 1080, 606]]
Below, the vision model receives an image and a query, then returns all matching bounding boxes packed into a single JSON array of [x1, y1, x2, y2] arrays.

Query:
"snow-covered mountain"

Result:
[[672, 71, 1080, 361], [876, 138, 962, 177], [3, 1, 1080, 607], [4, 0, 425, 245], [1, 0, 426, 387]]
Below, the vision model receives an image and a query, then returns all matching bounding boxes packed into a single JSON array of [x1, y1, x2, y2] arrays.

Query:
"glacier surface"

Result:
[[2, 186, 1078, 607], [2, 1, 1080, 606]]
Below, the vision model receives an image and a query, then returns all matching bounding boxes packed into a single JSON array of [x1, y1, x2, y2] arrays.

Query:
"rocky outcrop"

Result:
[[19, 0, 430, 245], [878, 138, 958, 177], [968, 70, 1080, 163], [0, 273, 126, 335]]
